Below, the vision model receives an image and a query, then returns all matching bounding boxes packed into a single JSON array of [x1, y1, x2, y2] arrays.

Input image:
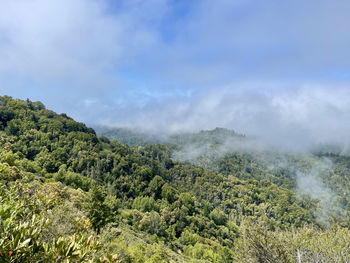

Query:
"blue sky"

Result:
[[0, 0, 350, 149]]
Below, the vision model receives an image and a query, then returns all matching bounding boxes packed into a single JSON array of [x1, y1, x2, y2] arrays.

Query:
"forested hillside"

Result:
[[101, 126, 350, 226], [1, 96, 350, 262], [94, 126, 165, 146], [169, 129, 350, 226]]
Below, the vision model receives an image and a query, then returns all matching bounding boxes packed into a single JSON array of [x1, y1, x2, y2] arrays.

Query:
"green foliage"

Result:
[[0, 179, 108, 263], [2, 96, 350, 262], [234, 219, 350, 263], [148, 175, 164, 198], [209, 208, 227, 226], [87, 184, 113, 233], [161, 183, 177, 203], [184, 242, 232, 262], [94, 126, 164, 146], [55, 165, 93, 191], [0, 162, 21, 181], [179, 193, 196, 215], [132, 196, 158, 212], [0, 183, 50, 262]]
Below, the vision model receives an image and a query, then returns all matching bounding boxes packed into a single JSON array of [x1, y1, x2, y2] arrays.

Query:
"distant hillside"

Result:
[[94, 126, 166, 146], [95, 126, 244, 147], [172, 127, 245, 146], [170, 126, 350, 228]]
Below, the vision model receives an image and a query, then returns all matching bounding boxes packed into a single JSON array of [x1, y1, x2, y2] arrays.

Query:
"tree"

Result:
[[87, 184, 112, 233]]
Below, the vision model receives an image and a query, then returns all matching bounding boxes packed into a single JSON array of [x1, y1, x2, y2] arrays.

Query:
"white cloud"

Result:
[[111, 82, 350, 151], [0, 0, 168, 105], [0, 0, 349, 152]]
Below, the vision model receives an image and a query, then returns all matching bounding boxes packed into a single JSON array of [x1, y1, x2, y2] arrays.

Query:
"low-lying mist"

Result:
[[172, 133, 346, 226], [96, 84, 350, 155]]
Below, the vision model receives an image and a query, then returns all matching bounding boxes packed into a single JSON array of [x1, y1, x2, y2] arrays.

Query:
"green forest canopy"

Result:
[[1, 95, 350, 262]]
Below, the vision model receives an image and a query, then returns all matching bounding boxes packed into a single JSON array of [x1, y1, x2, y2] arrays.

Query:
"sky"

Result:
[[0, 0, 350, 150]]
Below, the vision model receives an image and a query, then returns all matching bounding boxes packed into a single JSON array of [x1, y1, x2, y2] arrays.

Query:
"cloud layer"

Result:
[[112, 83, 350, 151], [0, 0, 350, 150]]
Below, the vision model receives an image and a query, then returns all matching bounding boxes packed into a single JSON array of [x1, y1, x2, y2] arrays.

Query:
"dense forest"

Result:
[[1, 96, 350, 262]]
